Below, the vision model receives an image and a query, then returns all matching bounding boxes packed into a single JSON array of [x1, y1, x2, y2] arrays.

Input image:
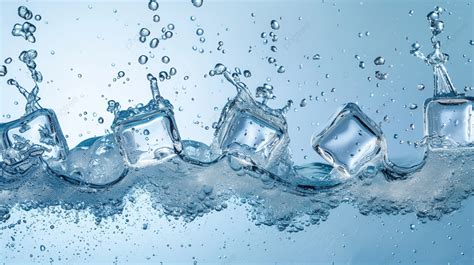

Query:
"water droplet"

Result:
[[359, 61, 365, 69], [191, 0, 203, 8], [196, 28, 204, 36], [98, 117, 104, 124], [430, 20, 444, 36], [417, 84, 425, 91], [213, 63, 227, 75], [270, 20, 280, 30], [277, 66, 285, 73], [268, 57, 276, 64], [470, 40, 474, 46], [140, 28, 151, 37], [243, 70, 251, 78], [374, 56, 385, 65], [40, 245, 46, 251], [153, 15, 160, 22], [78, 73, 82, 78], [312, 54, 321, 60], [165, 31, 173, 38], [409, 104, 418, 110], [150, 38, 159, 48], [299, 98, 307, 107], [138, 55, 148, 64], [161, 56, 170, 64], [167, 23, 175, 30], [0, 65, 7, 76], [169, 67, 177, 76], [34, 14, 42, 21], [271, 46, 277, 52], [190, 16, 196, 21], [375, 71, 388, 80], [148, 0, 159, 11], [143, 129, 150, 135], [4, 57, 12, 64], [118, 71, 125, 78]]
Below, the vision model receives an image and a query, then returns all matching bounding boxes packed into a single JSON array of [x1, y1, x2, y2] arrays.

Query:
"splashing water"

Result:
[[0, 5, 472, 235]]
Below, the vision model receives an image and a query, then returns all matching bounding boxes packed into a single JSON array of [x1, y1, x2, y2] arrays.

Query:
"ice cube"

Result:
[[0, 108, 69, 167], [112, 99, 182, 167], [424, 96, 473, 149], [214, 94, 289, 172], [312, 103, 386, 177]]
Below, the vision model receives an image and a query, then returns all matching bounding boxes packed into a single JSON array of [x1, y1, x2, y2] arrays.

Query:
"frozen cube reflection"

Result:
[[113, 100, 182, 167], [0, 109, 68, 167], [312, 103, 386, 177], [424, 96, 473, 149]]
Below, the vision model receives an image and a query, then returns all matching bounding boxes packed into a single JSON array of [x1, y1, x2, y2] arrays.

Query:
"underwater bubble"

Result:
[[4, 57, 12, 64], [118, 71, 125, 78], [148, 0, 159, 11], [374, 56, 385, 65], [158, 71, 169, 81], [0, 65, 7, 76], [167, 24, 175, 30], [39, 245, 46, 251], [98, 117, 104, 124], [191, 0, 203, 8], [313, 54, 321, 60], [139, 28, 151, 37], [277, 66, 285, 73], [153, 15, 160, 22], [161, 56, 170, 64], [196, 28, 204, 36], [270, 20, 280, 30], [138, 55, 148, 65], [150, 38, 159, 48], [34, 14, 41, 21]]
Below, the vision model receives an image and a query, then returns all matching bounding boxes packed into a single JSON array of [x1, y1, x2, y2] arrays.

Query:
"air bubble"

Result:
[[161, 56, 170, 64]]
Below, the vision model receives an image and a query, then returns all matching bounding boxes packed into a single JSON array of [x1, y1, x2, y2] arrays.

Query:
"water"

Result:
[[0, 1, 473, 263]]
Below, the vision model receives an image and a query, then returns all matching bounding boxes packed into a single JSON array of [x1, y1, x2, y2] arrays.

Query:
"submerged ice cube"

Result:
[[112, 99, 182, 167], [214, 91, 289, 172], [424, 96, 473, 149], [0, 108, 69, 168], [312, 103, 386, 177]]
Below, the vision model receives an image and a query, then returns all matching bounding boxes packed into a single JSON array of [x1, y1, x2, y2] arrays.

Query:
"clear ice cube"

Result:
[[0, 108, 69, 167], [112, 100, 182, 167], [214, 93, 289, 172], [312, 103, 386, 176], [424, 96, 473, 149]]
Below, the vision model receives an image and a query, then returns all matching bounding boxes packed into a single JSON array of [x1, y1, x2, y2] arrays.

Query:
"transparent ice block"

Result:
[[112, 99, 182, 167], [312, 103, 386, 177], [214, 91, 289, 172], [424, 96, 473, 150], [0, 108, 69, 168]]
